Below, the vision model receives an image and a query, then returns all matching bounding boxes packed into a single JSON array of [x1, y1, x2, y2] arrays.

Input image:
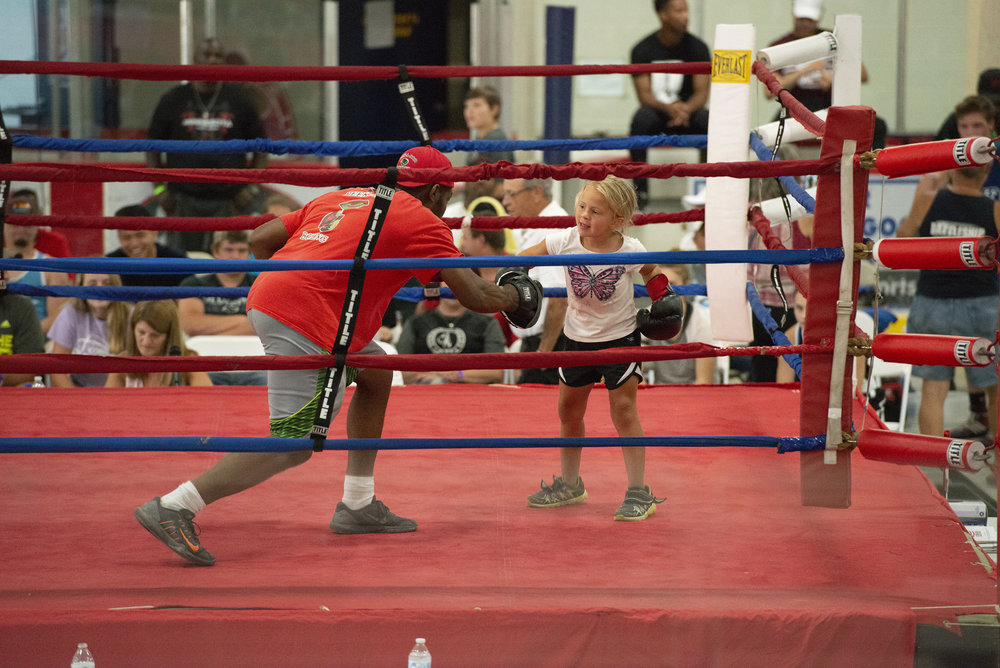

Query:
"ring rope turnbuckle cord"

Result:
[[397, 65, 431, 146], [0, 105, 11, 293]]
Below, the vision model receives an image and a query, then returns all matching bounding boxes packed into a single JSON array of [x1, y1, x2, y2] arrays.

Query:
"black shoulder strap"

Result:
[[310, 168, 398, 451]]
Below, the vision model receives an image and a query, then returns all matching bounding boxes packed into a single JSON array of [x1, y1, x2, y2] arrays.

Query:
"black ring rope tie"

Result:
[[766, 100, 792, 332], [397, 64, 431, 146], [770, 263, 790, 332], [771, 104, 793, 223], [310, 166, 399, 451]]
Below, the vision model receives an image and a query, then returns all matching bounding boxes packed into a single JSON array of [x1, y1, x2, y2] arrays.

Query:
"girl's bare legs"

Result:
[[608, 375, 644, 488], [557, 381, 592, 485]]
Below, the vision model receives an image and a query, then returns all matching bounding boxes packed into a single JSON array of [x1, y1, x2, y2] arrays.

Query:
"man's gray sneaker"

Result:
[[527, 476, 587, 508], [329, 498, 417, 534], [135, 497, 216, 566], [950, 413, 990, 439]]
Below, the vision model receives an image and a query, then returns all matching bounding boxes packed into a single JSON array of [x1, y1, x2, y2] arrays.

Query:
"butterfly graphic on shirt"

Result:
[[568, 265, 626, 301]]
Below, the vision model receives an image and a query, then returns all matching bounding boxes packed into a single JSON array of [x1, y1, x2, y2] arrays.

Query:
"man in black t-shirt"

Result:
[[0, 292, 45, 386], [897, 164, 1000, 441], [628, 0, 710, 208], [146, 38, 267, 254], [396, 289, 507, 385], [178, 230, 265, 385]]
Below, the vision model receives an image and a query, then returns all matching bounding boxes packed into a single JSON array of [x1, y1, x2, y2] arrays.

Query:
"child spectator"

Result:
[[48, 273, 130, 387], [106, 300, 212, 388]]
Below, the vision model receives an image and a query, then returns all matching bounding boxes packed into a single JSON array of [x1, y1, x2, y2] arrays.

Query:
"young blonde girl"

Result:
[[519, 175, 683, 521], [106, 300, 212, 388], [49, 272, 130, 387]]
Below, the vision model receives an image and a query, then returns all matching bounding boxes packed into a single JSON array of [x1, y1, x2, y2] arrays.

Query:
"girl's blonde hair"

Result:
[[124, 300, 194, 384], [70, 272, 129, 355], [578, 175, 638, 230]]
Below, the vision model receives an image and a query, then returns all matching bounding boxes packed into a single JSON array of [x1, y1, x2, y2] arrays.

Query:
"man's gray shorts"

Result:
[[248, 309, 385, 436]]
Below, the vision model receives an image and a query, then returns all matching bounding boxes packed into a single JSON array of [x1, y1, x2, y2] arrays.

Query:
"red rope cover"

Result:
[[0, 343, 832, 374], [857, 428, 988, 471], [751, 61, 827, 137], [0, 158, 834, 186]]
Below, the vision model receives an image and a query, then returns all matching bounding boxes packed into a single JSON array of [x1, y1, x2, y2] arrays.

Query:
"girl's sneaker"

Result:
[[614, 486, 664, 521], [527, 476, 587, 507]]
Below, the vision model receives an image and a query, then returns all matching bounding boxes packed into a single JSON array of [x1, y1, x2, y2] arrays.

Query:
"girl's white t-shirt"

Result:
[[544, 227, 646, 343]]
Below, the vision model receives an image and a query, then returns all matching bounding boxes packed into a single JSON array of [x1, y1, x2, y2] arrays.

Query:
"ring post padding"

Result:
[[800, 106, 874, 509], [871, 236, 997, 270], [756, 31, 836, 71], [857, 428, 988, 472], [873, 333, 994, 367], [873, 137, 995, 178], [705, 23, 754, 344], [832, 16, 862, 107]]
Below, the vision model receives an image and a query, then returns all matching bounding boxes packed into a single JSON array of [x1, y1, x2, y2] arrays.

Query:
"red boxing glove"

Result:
[[646, 273, 671, 301]]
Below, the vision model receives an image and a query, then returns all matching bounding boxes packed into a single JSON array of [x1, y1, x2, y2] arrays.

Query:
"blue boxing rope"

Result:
[[0, 247, 843, 275], [0, 434, 827, 454], [5, 281, 708, 302], [747, 132, 816, 215], [746, 282, 802, 379], [10, 133, 707, 157]]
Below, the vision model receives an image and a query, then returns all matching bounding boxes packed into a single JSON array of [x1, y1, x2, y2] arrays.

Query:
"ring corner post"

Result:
[[800, 105, 874, 508]]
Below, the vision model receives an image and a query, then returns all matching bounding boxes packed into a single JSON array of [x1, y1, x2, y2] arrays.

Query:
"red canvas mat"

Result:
[[0, 385, 994, 666]]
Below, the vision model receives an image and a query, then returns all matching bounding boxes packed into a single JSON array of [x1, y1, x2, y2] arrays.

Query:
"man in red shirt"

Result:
[[136, 147, 538, 565]]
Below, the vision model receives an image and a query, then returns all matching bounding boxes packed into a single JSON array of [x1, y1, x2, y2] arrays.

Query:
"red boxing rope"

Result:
[[873, 333, 994, 367], [751, 61, 826, 137], [749, 208, 810, 292], [872, 236, 998, 270], [0, 343, 833, 375], [870, 137, 996, 178], [5, 213, 273, 231], [0, 158, 834, 187], [0, 59, 710, 82], [857, 428, 989, 472], [4, 210, 704, 232]]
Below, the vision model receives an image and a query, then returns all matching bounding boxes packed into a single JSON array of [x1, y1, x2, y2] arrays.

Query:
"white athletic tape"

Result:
[[754, 110, 828, 147], [759, 187, 818, 224], [756, 31, 836, 71]]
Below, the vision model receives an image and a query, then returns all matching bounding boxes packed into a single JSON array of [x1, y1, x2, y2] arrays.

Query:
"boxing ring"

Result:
[[2, 22, 999, 667]]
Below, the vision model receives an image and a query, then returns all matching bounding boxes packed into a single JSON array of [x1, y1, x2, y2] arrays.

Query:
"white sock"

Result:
[[160, 481, 206, 514], [342, 475, 374, 510]]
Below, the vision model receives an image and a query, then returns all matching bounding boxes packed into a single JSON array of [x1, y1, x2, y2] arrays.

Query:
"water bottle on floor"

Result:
[[71, 643, 95, 668], [407, 637, 431, 667]]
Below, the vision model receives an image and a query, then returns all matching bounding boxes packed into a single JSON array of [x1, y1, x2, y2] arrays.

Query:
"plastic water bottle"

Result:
[[31, 375, 44, 388], [407, 637, 431, 667], [71, 643, 95, 668]]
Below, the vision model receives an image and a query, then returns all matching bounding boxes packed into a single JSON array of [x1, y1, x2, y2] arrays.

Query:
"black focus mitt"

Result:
[[496, 268, 544, 329], [637, 288, 685, 340]]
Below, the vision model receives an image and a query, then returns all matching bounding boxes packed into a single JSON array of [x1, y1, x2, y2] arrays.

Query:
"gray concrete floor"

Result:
[[903, 380, 998, 514]]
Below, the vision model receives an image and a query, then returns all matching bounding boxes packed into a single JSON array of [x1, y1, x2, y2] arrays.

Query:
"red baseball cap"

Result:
[[396, 146, 455, 188]]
